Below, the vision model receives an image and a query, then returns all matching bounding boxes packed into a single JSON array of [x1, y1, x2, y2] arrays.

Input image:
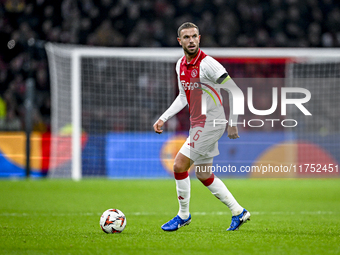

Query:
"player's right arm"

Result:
[[153, 59, 187, 134], [153, 88, 187, 134], [153, 119, 164, 134]]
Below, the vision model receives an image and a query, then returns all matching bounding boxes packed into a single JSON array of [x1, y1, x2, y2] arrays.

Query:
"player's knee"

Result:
[[195, 165, 212, 181], [173, 161, 186, 173], [195, 169, 211, 181]]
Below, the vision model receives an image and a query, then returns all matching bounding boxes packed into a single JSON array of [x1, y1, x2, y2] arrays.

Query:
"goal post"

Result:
[[45, 44, 340, 179], [71, 50, 81, 181]]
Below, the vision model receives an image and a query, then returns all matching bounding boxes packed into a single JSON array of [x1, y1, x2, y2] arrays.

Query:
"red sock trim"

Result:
[[201, 173, 215, 186], [174, 171, 189, 180]]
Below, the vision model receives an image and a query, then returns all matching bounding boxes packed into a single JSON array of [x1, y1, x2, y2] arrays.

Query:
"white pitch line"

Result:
[[0, 211, 336, 217]]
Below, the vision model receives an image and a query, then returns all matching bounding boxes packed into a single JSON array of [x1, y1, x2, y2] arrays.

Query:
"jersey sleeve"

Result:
[[201, 56, 228, 84]]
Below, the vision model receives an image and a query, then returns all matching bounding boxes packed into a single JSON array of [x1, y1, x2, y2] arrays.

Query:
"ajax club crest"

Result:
[[191, 69, 198, 77]]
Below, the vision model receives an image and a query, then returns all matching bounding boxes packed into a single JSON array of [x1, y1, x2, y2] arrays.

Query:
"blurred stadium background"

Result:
[[0, 0, 339, 179]]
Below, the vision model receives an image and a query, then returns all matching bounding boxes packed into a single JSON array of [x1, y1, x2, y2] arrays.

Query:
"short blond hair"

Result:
[[177, 22, 199, 37]]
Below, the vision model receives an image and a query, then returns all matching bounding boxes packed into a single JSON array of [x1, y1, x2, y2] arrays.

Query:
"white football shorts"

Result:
[[179, 124, 226, 165]]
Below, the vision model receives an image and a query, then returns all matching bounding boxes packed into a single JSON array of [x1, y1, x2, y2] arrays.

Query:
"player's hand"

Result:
[[227, 125, 239, 139], [153, 119, 164, 134]]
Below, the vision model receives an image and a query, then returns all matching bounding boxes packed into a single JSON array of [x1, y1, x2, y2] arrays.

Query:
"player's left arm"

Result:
[[217, 74, 240, 139], [203, 57, 241, 139]]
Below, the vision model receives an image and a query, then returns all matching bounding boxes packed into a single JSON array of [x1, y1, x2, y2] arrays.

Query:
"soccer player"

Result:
[[153, 22, 250, 231]]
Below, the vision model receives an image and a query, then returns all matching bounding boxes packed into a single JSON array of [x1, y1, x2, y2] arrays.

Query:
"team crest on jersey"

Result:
[[191, 69, 198, 78]]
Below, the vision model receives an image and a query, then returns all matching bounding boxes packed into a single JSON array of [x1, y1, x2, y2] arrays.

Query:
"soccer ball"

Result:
[[100, 209, 127, 234]]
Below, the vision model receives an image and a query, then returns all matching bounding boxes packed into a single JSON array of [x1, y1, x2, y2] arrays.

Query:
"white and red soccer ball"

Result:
[[100, 209, 126, 234]]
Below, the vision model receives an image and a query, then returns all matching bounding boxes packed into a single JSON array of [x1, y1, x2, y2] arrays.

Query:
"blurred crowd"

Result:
[[0, 0, 339, 131]]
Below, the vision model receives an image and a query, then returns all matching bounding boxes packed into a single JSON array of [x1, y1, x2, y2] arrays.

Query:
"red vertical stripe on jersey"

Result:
[[179, 49, 208, 128]]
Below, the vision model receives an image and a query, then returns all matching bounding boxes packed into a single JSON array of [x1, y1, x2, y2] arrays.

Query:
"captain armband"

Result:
[[216, 73, 231, 84]]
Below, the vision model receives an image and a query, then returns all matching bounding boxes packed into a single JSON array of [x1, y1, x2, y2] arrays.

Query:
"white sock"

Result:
[[203, 173, 243, 216], [174, 171, 190, 220]]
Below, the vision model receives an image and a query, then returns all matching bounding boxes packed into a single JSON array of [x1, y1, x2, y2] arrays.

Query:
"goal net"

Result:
[[45, 45, 340, 179]]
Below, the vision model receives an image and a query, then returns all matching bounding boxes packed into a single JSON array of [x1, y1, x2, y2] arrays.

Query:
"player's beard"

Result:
[[183, 44, 199, 56]]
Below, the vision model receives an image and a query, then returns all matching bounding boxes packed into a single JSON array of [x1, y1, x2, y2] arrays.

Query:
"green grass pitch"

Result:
[[0, 178, 339, 254]]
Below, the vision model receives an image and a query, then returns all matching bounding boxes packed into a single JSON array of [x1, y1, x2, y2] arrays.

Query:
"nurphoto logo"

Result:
[[200, 83, 312, 128]]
